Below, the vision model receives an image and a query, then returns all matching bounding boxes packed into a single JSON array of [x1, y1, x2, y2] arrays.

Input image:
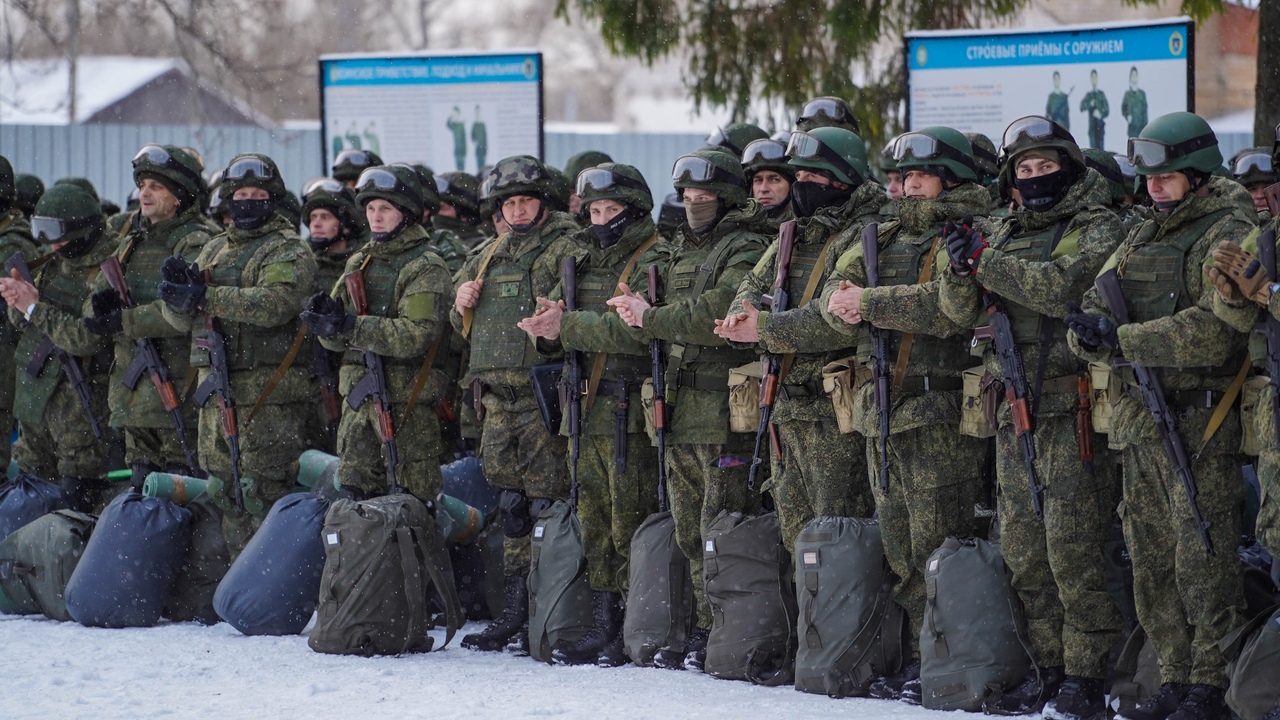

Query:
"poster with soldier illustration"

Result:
[[319, 50, 543, 175], [905, 18, 1191, 155]]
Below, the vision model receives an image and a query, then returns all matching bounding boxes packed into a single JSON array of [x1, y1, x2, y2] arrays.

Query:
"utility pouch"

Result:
[[529, 363, 563, 435], [727, 362, 764, 434], [1090, 362, 1120, 434], [960, 368, 996, 439], [1239, 375, 1269, 457], [640, 378, 658, 444], [821, 357, 860, 435]]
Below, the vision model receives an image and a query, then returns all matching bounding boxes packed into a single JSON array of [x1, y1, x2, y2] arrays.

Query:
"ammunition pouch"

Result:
[[1089, 362, 1121, 436], [1239, 375, 1270, 457], [529, 362, 563, 434], [960, 368, 997, 439], [727, 362, 764, 434], [640, 378, 658, 443], [821, 357, 862, 435]]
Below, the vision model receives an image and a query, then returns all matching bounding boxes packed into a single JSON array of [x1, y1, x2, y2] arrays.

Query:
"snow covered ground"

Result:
[[0, 614, 953, 720]]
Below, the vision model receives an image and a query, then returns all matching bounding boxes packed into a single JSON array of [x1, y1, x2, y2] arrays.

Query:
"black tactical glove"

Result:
[[84, 288, 124, 336], [1064, 301, 1118, 351], [300, 293, 355, 338], [943, 213, 987, 277], [157, 258, 206, 313]]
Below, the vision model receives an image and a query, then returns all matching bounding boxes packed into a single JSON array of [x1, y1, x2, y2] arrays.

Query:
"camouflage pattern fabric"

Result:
[[433, 214, 487, 254], [123, 424, 198, 473], [576, 432, 660, 593], [774, 419, 874, 551], [426, 226, 468, 275], [12, 377, 109, 480], [0, 210, 37, 461]]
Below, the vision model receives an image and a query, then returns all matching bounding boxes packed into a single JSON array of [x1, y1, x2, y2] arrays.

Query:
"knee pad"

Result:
[[499, 489, 533, 538]]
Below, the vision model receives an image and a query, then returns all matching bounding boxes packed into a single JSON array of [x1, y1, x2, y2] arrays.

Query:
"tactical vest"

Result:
[[189, 233, 303, 372], [341, 244, 439, 369], [857, 224, 971, 375], [575, 247, 650, 380], [469, 238, 551, 373], [119, 221, 204, 306], [14, 258, 104, 424], [666, 236, 756, 366], [992, 221, 1069, 345]]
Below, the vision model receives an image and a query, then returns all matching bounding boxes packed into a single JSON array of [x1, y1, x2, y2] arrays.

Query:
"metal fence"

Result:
[[0, 123, 708, 208]]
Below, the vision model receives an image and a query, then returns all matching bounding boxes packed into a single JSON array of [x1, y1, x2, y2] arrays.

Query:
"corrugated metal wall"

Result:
[[0, 124, 707, 208]]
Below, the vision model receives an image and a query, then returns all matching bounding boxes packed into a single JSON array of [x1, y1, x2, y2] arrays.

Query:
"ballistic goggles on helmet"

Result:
[[575, 167, 648, 196], [333, 149, 378, 171], [1000, 116, 1075, 156], [705, 126, 742, 154], [1232, 152, 1273, 179], [742, 139, 788, 166], [355, 168, 410, 195], [671, 155, 746, 187], [972, 142, 999, 170], [798, 97, 853, 125], [131, 144, 203, 186], [786, 131, 863, 184], [1127, 134, 1217, 171], [892, 132, 976, 172], [223, 156, 277, 184], [486, 157, 549, 192], [435, 175, 455, 195], [303, 177, 345, 197], [31, 214, 100, 244], [1113, 153, 1136, 180]]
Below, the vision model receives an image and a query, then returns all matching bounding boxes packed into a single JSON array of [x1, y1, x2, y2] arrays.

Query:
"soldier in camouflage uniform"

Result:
[[81, 145, 212, 486], [302, 164, 453, 502], [796, 96, 860, 134], [1229, 147, 1276, 223], [450, 155, 586, 653], [518, 163, 666, 667], [821, 127, 993, 703], [0, 184, 112, 511], [741, 138, 794, 233], [718, 128, 882, 551], [705, 123, 770, 160], [0, 157, 37, 465], [939, 117, 1126, 718], [332, 148, 383, 190], [608, 148, 771, 671], [562, 150, 613, 218], [14, 174, 44, 219], [433, 171, 488, 252], [159, 153, 317, 554], [1065, 112, 1252, 720], [401, 163, 469, 274], [1084, 148, 1148, 234], [878, 140, 904, 213], [656, 192, 685, 244]]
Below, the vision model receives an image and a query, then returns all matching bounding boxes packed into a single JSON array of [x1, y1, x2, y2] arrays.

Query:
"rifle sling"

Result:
[[891, 234, 943, 391], [777, 233, 836, 385], [399, 331, 446, 427], [1195, 356, 1252, 456], [585, 234, 660, 412], [245, 326, 308, 424], [460, 237, 504, 340]]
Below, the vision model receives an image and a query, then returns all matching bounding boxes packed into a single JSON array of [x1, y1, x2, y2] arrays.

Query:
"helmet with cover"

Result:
[[892, 126, 979, 183], [998, 116, 1085, 211], [671, 148, 750, 208], [355, 164, 425, 221], [14, 174, 44, 217], [965, 133, 1000, 184], [131, 144, 204, 210], [0, 155, 13, 210], [220, 153, 287, 200], [564, 151, 614, 188], [705, 123, 769, 158], [436, 172, 481, 220], [53, 177, 100, 203], [484, 155, 556, 205], [332, 148, 384, 184], [576, 163, 654, 214], [785, 127, 868, 186], [1082, 148, 1127, 205]]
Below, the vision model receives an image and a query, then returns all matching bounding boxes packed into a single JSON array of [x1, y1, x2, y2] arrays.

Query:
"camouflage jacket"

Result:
[[1070, 175, 1255, 448], [426, 226, 469, 275], [940, 169, 1126, 419], [313, 242, 361, 298], [433, 214, 488, 254], [0, 210, 37, 414], [819, 182, 994, 437], [728, 181, 885, 423]]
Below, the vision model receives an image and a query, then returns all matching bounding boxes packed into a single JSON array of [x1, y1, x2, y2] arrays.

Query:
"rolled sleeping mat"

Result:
[[64, 490, 192, 628], [296, 450, 341, 500], [436, 493, 486, 545], [142, 473, 210, 506], [0, 473, 68, 543]]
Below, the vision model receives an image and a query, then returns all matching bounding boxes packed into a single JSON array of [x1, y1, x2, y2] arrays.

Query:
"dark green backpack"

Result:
[[622, 510, 693, 667], [793, 516, 904, 697], [164, 494, 230, 624], [528, 499, 592, 663], [1108, 625, 1160, 717], [0, 509, 95, 621], [1221, 603, 1280, 720], [309, 493, 463, 656], [703, 510, 797, 685], [920, 536, 1032, 712]]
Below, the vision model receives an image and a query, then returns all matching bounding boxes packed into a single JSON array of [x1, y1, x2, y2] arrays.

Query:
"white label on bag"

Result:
[[327, 532, 340, 546], [929, 558, 939, 573], [534, 526, 545, 539], [705, 540, 715, 554], [802, 551, 818, 566]]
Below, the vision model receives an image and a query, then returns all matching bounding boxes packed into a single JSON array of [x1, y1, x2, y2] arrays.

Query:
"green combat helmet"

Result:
[[354, 164, 426, 222], [575, 163, 654, 214], [671, 148, 750, 208], [0, 155, 14, 210], [279, 190, 303, 230], [53, 177, 100, 203], [998, 115, 1085, 211], [892, 126, 979, 183], [15, 173, 45, 217], [131, 142, 204, 208], [965, 133, 1001, 185], [741, 138, 795, 182], [436, 172, 481, 221], [706, 123, 769, 158], [30, 183, 105, 258], [1230, 147, 1276, 188], [1128, 111, 1222, 177], [332, 148, 383, 185], [302, 177, 366, 233], [564, 150, 614, 186], [1082, 148, 1127, 207], [544, 166, 572, 212], [796, 96, 860, 134], [398, 162, 442, 215], [220, 153, 288, 200], [785, 127, 869, 186]]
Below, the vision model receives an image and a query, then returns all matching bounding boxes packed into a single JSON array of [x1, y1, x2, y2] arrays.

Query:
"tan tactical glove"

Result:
[[1211, 241, 1273, 308], [1204, 263, 1246, 305]]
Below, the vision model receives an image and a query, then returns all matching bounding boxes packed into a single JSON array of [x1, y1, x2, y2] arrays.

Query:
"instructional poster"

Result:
[[905, 19, 1192, 155], [319, 50, 543, 175]]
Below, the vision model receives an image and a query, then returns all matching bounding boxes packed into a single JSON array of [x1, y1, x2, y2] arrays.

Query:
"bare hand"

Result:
[[454, 279, 483, 313], [826, 280, 864, 325], [0, 270, 38, 313], [517, 297, 566, 339], [714, 300, 760, 342], [605, 282, 651, 328]]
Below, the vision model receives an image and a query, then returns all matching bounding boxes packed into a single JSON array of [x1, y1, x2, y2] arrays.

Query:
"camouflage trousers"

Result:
[[668, 434, 759, 631], [576, 432, 659, 593], [122, 408, 201, 474], [478, 393, 569, 577], [200, 400, 311, 556], [871, 424, 986, 657], [996, 411, 1122, 679], [774, 418, 875, 553], [13, 381, 108, 480], [1121, 442, 1246, 688], [336, 394, 444, 500], [1251, 385, 1280, 557]]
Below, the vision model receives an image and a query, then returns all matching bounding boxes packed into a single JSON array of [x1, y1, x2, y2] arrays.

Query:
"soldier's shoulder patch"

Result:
[[262, 261, 296, 285], [403, 292, 437, 321]]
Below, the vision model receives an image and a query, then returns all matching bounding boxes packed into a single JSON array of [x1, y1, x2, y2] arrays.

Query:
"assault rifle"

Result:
[[749, 220, 796, 491], [344, 270, 401, 494], [193, 269, 244, 511], [1095, 269, 1213, 556], [647, 264, 669, 511], [562, 256, 583, 509], [100, 256, 199, 472], [309, 340, 342, 449], [6, 252, 105, 444], [861, 223, 892, 493]]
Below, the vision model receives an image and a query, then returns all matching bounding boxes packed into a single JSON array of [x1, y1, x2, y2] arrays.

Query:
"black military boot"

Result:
[[683, 626, 709, 672], [596, 628, 629, 668], [986, 665, 1066, 715], [652, 629, 698, 670], [461, 575, 527, 651], [869, 658, 921, 700], [1117, 682, 1193, 720], [1043, 675, 1106, 720], [506, 622, 529, 656], [1166, 684, 1230, 720], [552, 591, 622, 665], [59, 477, 101, 513]]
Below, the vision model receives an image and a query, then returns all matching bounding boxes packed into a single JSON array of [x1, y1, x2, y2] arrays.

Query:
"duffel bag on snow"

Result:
[[1221, 603, 1280, 720], [919, 536, 1032, 712], [623, 510, 693, 667], [214, 492, 330, 636], [1108, 624, 1160, 718], [64, 491, 192, 628], [309, 493, 462, 656], [0, 473, 67, 542], [0, 509, 95, 620], [163, 494, 230, 624], [703, 510, 797, 685], [527, 499, 592, 664], [794, 516, 904, 697]]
